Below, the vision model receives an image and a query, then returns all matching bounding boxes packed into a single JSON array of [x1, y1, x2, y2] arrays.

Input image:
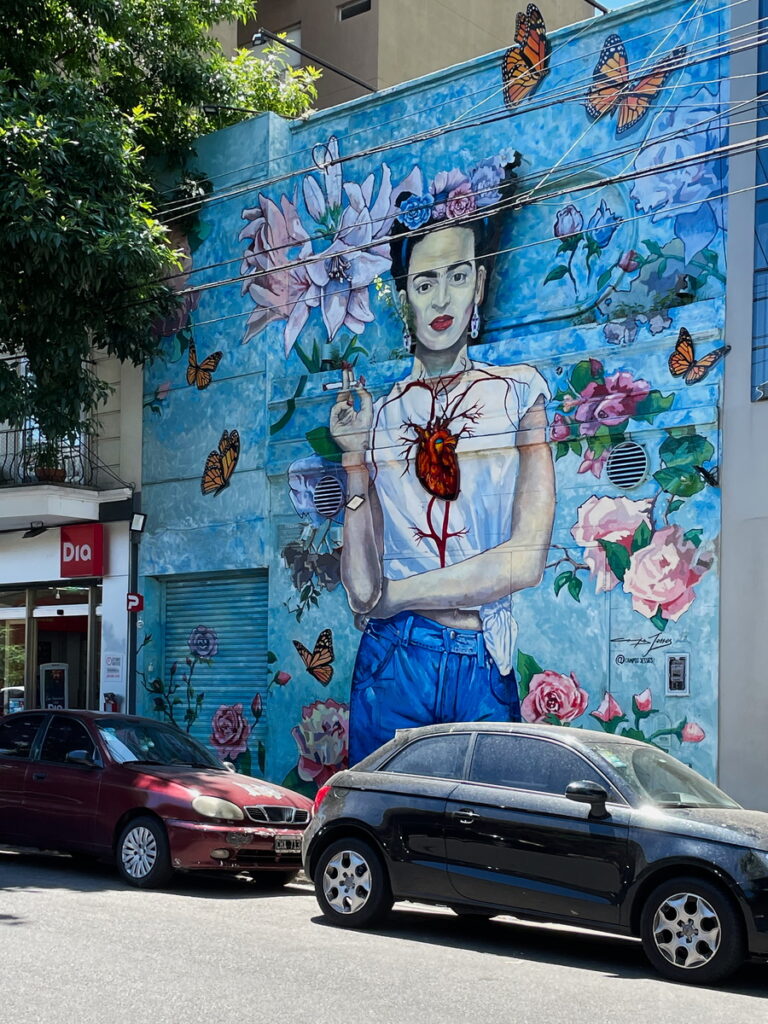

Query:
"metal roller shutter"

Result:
[[162, 572, 268, 766]]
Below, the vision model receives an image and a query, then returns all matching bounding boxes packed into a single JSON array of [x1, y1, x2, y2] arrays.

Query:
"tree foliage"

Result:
[[0, 1, 320, 440]]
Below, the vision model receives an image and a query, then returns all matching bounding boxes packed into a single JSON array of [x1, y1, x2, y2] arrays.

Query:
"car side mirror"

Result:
[[566, 780, 609, 818], [222, 761, 236, 773], [66, 749, 99, 768]]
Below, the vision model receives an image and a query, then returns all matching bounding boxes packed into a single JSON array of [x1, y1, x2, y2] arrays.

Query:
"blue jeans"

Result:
[[348, 611, 520, 765]]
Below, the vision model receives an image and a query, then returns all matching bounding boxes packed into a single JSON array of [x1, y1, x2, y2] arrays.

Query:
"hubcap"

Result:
[[322, 849, 372, 915], [651, 891, 721, 970], [121, 826, 158, 879]]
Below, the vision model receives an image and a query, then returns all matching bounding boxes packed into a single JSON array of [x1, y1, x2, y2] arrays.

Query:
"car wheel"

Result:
[[640, 876, 746, 984], [116, 816, 174, 889], [315, 837, 393, 929]]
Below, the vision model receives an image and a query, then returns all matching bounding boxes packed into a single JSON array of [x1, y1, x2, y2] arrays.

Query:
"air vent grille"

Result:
[[606, 441, 648, 489], [313, 475, 345, 519]]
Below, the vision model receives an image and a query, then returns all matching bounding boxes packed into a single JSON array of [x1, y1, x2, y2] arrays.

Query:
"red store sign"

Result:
[[60, 523, 104, 578]]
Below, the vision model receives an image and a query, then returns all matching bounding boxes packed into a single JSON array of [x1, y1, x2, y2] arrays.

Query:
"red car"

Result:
[[0, 710, 312, 888]]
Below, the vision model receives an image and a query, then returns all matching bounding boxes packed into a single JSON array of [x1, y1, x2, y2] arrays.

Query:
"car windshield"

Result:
[[94, 718, 223, 769], [587, 741, 740, 809]]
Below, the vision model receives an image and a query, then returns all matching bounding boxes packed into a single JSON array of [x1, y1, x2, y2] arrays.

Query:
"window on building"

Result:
[[338, 1, 371, 22], [752, 0, 768, 399]]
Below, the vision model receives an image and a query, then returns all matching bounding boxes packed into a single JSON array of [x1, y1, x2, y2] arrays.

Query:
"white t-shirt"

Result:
[[366, 358, 550, 674]]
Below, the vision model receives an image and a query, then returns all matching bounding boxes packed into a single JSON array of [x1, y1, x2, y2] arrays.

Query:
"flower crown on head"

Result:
[[395, 150, 521, 232]]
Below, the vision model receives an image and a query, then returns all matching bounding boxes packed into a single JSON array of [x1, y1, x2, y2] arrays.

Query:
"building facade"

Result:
[[225, 0, 593, 108], [139, 0, 749, 802], [0, 355, 143, 715]]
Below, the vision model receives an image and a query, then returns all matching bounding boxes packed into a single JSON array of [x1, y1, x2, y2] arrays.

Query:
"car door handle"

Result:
[[452, 808, 480, 825], [32, 772, 47, 781]]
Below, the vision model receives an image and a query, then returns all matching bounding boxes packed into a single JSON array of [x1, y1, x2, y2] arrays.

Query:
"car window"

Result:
[[0, 715, 44, 759], [469, 734, 612, 797], [40, 717, 97, 764], [381, 733, 470, 780]]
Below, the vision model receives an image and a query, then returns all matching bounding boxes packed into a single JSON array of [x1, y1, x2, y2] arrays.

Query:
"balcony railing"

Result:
[[0, 429, 125, 490]]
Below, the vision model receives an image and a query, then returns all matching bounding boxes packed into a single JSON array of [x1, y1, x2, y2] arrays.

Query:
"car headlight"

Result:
[[192, 796, 245, 821]]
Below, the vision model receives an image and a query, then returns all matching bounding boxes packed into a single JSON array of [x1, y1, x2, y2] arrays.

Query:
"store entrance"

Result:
[[0, 583, 101, 712], [36, 615, 88, 708]]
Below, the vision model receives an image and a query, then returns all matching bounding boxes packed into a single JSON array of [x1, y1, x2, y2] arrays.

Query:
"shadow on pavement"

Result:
[[0, 847, 314, 903], [310, 903, 767, 995]]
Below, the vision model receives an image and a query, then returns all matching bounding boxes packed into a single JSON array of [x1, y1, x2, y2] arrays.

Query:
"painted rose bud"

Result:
[[682, 722, 706, 743], [554, 204, 583, 239], [586, 199, 621, 248], [550, 413, 571, 442], [251, 693, 263, 722], [591, 692, 625, 724], [633, 688, 653, 714], [274, 671, 292, 686]]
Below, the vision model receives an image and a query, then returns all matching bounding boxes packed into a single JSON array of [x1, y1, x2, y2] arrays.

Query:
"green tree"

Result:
[[0, 1, 319, 441]]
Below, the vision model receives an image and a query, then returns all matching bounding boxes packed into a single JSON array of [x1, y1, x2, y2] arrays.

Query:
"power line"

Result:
[[145, 93, 762, 295], [156, 20, 761, 228], [155, 0, 753, 203], [147, 170, 764, 345], [129, 129, 766, 328], [156, 0, 753, 218]]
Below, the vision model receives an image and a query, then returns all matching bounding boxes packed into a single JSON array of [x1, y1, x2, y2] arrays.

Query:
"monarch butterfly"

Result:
[[668, 327, 730, 385], [585, 34, 686, 135], [186, 338, 223, 390], [293, 628, 334, 685], [502, 4, 549, 109], [201, 429, 240, 496]]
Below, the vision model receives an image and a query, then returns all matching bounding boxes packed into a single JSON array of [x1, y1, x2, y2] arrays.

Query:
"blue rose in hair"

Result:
[[398, 192, 434, 230]]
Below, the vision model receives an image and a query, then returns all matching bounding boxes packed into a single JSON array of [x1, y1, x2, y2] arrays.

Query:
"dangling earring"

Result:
[[402, 318, 413, 352], [469, 303, 481, 340]]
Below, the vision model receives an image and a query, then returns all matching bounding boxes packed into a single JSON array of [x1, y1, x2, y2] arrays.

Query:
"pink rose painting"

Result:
[[292, 699, 350, 787], [571, 496, 653, 593], [210, 704, 252, 760], [521, 671, 589, 724], [623, 525, 709, 622], [564, 372, 650, 436]]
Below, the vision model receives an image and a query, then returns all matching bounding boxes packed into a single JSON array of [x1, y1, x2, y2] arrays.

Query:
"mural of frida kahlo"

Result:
[[329, 163, 556, 763]]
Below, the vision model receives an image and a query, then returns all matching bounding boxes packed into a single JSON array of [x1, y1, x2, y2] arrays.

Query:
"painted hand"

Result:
[[329, 366, 373, 454]]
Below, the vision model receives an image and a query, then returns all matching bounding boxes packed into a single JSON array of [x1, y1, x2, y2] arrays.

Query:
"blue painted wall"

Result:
[[139, 0, 729, 793]]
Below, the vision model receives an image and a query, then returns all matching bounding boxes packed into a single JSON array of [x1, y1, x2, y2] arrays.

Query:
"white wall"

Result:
[[719, 0, 768, 808]]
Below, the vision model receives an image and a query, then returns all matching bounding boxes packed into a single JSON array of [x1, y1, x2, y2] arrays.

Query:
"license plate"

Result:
[[275, 836, 302, 853]]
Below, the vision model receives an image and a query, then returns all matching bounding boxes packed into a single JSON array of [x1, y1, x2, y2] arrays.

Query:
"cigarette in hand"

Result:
[[323, 379, 359, 391]]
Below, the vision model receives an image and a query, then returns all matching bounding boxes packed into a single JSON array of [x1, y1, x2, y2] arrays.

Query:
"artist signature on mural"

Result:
[[611, 632, 678, 654]]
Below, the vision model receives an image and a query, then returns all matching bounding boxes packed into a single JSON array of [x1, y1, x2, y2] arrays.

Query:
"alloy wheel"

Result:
[[322, 849, 372, 915], [121, 825, 159, 880], [651, 890, 721, 970]]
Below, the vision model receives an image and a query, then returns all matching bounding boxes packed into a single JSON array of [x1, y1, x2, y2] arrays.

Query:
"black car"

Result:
[[303, 722, 768, 985]]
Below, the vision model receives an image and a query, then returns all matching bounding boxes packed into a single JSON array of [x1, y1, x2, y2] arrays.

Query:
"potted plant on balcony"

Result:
[[32, 439, 66, 483]]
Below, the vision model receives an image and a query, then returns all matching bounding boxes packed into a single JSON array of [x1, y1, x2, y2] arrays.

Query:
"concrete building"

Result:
[[228, 0, 594, 108], [136, 0, 768, 805], [0, 358, 143, 715]]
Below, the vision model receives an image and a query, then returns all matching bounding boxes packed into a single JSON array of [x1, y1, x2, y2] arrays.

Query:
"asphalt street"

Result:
[[1, 848, 766, 1024]]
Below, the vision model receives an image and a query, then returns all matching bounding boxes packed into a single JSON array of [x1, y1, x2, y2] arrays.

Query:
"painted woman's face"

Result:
[[405, 227, 486, 353]]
